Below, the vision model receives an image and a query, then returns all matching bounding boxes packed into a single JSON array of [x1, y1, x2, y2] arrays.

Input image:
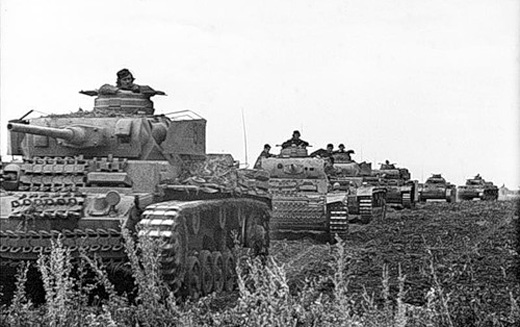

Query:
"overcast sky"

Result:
[[1, 0, 518, 188]]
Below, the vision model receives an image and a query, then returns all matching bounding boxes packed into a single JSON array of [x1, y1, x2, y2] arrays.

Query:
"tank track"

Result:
[[481, 189, 499, 201], [17, 156, 89, 192], [402, 192, 413, 209], [0, 228, 126, 268], [1, 156, 130, 269], [328, 202, 349, 235], [446, 187, 456, 203], [6, 192, 85, 219], [11, 155, 128, 192], [270, 196, 325, 231], [358, 192, 387, 224], [137, 198, 270, 298], [359, 196, 375, 224]]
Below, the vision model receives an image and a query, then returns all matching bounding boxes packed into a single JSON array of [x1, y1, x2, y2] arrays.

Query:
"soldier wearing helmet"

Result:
[[281, 130, 309, 149]]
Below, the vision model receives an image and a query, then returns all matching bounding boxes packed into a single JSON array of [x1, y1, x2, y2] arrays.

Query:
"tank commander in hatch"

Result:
[[81, 68, 166, 97], [381, 160, 396, 169], [116, 68, 140, 92], [333, 143, 355, 161], [335, 143, 346, 153], [281, 130, 310, 149]]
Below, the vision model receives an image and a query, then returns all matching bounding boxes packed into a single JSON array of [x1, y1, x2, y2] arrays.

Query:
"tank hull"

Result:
[[458, 187, 498, 201], [419, 185, 457, 202], [0, 156, 270, 298], [259, 156, 349, 241]]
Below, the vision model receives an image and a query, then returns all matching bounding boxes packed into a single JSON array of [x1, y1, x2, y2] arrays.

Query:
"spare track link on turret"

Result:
[[137, 198, 270, 297]]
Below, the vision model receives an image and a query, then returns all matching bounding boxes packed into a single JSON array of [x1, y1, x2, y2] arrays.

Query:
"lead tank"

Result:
[[418, 174, 457, 203], [458, 174, 498, 201], [0, 88, 270, 299], [257, 146, 348, 241]]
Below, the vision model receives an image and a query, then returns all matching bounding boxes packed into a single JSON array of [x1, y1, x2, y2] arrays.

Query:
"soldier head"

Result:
[[264, 144, 271, 152], [327, 143, 334, 153], [116, 68, 135, 89], [292, 130, 301, 140], [338, 143, 345, 151]]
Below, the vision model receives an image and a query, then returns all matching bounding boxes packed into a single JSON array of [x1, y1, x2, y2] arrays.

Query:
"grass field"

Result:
[[1, 200, 518, 326]]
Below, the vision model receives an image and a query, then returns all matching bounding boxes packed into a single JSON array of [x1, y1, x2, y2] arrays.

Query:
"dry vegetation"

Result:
[[0, 200, 518, 327]]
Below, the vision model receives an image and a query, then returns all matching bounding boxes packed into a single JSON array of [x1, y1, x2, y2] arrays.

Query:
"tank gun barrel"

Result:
[[8, 123, 74, 140], [7, 122, 90, 145]]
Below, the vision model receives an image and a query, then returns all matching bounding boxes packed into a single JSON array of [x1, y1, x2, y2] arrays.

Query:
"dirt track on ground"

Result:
[[271, 200, 519, 318]]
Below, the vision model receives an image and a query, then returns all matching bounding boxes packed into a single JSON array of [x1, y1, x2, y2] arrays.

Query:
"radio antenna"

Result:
[[241, 108, 248, 166]]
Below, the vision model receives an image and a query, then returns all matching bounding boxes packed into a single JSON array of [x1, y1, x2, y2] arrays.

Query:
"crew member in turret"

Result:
[[117, 68, 140, 92], [311, 143, 334, 158], [311, 143, 336, 165], [91, 68, 166, 97], [333, 144, 355, 161], [281, 130, 309, 149], [254, 144, 273, 168], [381, 160, 396, 169], [259, 144, 273, 158], [334, 144, 346, 153]]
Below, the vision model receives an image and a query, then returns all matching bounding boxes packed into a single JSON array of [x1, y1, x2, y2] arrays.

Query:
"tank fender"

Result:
[[134, 193, 154, 210], [326, 193, 348, 204], [356, 186, 373, 197]]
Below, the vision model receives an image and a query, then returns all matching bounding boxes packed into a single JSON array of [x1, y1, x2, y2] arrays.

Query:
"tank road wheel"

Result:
[[211, 251, 225, 294], [402, 192, 412, 209], [222, 251, 237, 292], [199, 250, 213, 295], [185, 256, 201, 300]]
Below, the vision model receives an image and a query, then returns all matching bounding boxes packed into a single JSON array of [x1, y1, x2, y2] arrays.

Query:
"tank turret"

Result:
[[7, 112, 204, 162]]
